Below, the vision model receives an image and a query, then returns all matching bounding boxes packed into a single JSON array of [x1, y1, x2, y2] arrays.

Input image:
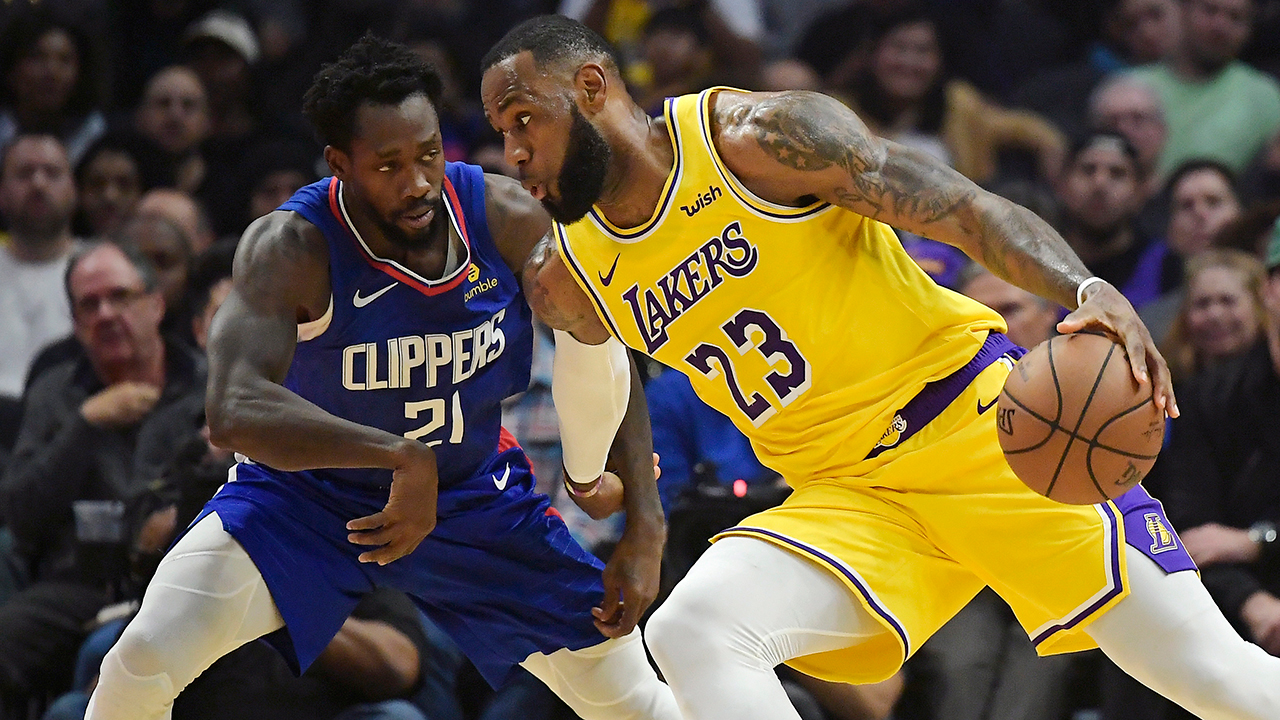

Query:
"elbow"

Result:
[[204, 388, 248, 452], [966, 191, 1014, 249]]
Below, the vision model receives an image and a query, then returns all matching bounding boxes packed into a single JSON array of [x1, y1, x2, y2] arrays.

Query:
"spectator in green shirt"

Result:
[[1128, 0, 1280, 177]]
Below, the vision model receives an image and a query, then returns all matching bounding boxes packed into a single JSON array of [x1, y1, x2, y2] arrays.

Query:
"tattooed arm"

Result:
[[711, 89, 1177, 415], [712, 90, 1081, 306]]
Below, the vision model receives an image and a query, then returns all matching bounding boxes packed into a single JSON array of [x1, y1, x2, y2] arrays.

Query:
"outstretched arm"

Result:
[[714, 90, 1176, 416], [525, 233, 667, 638], [205, 212, 438, 563]]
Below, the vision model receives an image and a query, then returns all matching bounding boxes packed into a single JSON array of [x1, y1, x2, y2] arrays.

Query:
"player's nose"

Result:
[[407, 165, 433, 197], [504, 133, 529, 168]]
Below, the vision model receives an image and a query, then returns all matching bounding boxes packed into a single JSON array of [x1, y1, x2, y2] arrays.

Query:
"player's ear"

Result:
[[575, 63, 608, 113], [323, 145, 350, 180]]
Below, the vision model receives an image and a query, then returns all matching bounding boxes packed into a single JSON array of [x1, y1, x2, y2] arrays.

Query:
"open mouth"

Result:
[[522, 180, 547, 201]]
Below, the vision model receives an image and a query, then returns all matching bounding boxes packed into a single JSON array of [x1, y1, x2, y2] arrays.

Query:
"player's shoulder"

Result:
[[482, 170, 552, 274], [235, 210, 328, 275], [707, 89, 844, 139]]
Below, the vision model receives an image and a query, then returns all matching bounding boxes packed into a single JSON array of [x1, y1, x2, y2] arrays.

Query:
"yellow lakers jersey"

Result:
[[556, 88, 1005, 482]]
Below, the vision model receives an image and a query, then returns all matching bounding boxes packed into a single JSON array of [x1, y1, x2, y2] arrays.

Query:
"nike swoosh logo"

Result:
[[353, 282, 398, 308], [494, 464, 510, 491], [598, 254, 620, 286], [978, 397, 998, 415]]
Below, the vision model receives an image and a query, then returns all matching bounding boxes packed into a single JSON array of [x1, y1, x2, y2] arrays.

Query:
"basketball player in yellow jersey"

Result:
[[481, 16, 1280, 720]]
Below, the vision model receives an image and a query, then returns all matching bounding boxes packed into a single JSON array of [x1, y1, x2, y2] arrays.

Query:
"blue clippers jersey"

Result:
[[275, 163, 534, 488]]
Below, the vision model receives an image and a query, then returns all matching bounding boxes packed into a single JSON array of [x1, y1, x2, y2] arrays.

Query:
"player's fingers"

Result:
[[347, 526, 396, 546], [614, 588, 644, 637], [347, 512, 387, 531], [1144, 344, 1179, 417], [1120, 326, 1150, 385], [592, 583, 622, 623], [1056, 305, 1101, 334], [359, 539, 410, 565]]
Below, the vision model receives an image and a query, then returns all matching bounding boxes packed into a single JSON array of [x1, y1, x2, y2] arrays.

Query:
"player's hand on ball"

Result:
[[1058, 280, 1178, 418], [347, 441, 439, 564]]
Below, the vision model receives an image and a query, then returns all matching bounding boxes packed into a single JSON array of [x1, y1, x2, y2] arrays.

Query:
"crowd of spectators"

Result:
[[0, 0, 1278, 719]]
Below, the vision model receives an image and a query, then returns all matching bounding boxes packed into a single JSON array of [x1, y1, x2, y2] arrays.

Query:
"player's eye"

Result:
[[518, 114, 531, 127]]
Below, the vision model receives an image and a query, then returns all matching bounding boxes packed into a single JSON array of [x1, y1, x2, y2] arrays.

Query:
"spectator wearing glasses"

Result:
[[0, 241, 204, 706]]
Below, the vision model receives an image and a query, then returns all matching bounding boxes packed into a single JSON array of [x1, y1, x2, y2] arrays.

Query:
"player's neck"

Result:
[[592, 108, 676, 230]]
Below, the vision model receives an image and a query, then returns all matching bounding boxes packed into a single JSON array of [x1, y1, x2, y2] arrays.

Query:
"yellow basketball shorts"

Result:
[[715, 360, 1183, 685]]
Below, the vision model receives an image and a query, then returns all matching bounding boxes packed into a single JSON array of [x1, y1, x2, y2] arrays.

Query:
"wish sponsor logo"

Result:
[[680, 184, 722, 217]]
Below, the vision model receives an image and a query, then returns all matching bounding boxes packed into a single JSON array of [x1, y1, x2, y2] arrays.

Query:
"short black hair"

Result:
[[65, 241, 160, 308], [302, 33, 444, 152], [1066, 131, 1142, 176], [480, 15, 620, 77], [1164, 157, 1238, 199]]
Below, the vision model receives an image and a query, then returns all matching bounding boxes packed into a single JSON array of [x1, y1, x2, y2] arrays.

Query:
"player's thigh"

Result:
[[649, 536, 894, 672], [706, 483, 987, 683]]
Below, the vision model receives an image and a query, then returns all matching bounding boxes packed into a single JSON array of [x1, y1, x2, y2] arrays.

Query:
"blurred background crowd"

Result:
[[0, 0, 1278, 719]]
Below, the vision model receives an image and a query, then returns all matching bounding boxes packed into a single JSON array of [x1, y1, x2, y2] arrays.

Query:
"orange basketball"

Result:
[[996, 333, 1165, 505]]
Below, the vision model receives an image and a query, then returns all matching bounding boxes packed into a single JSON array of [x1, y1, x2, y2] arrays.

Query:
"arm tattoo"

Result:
[[748, 92, 976, 225], [747, 91, 1086, 307]]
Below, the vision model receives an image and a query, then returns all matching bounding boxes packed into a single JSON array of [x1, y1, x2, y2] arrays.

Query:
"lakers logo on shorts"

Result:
[[1145, 512, 1177, 554], [875, 414, 908, 450]]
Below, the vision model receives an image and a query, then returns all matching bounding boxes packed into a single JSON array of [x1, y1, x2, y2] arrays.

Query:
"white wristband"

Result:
[[1076, 277, 1106, 308]]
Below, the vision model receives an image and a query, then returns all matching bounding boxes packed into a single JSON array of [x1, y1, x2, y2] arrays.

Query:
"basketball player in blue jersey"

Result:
[[85, 35, 680, 720], [480, 16, 1280, 720]]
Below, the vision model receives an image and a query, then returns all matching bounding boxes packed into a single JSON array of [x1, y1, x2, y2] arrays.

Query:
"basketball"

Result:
[[996, 333, 1165, 505]]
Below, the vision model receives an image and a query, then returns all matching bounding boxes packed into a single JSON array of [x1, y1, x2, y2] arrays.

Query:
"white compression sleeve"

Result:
[[86, 513, 284, 720], [552, 330, 631, 484], [1086, 546, 1280, 720]]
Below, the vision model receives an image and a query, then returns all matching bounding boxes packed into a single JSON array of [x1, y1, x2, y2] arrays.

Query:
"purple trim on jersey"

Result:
[[865, 332, 1025, 460], [727, 526, 911, 662], [1113, 485, 1197, 574], [1032, 501, 1125, 646]]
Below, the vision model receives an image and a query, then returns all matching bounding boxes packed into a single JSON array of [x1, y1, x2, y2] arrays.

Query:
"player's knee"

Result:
[[646, 591, 730, 671], [102, 629, 171, 681]]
